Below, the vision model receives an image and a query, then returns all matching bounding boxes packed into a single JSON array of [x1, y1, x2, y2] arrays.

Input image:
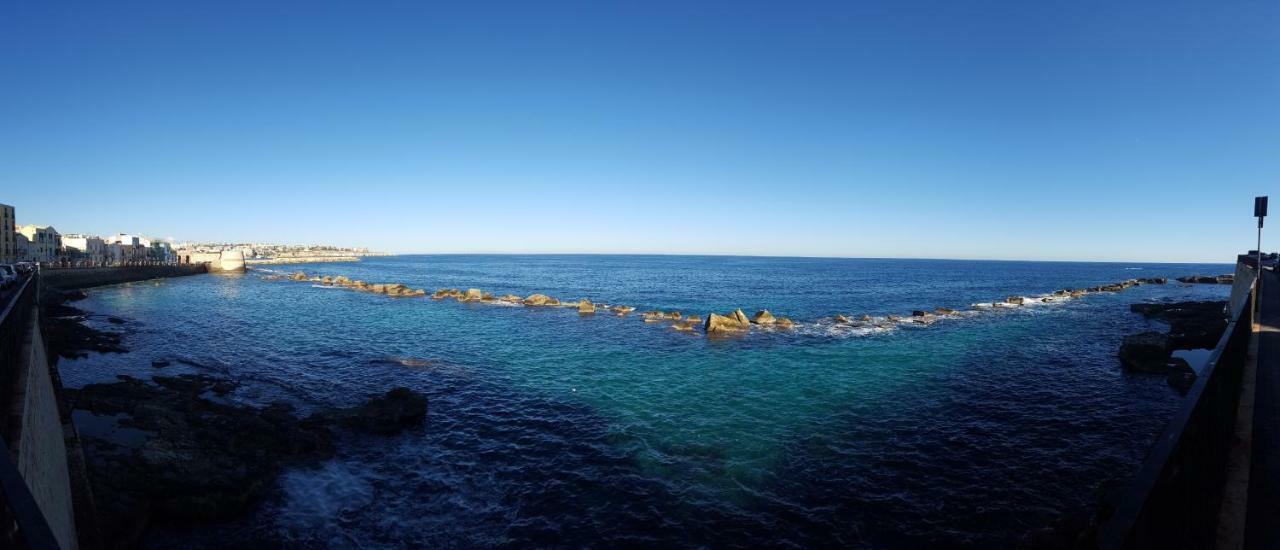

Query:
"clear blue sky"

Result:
[[1, 1, 1276, 262]]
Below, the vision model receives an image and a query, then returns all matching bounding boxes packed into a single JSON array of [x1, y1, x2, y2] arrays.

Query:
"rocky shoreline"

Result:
[[41, 288, 429, 547], [1117, 300, 1228, 392]]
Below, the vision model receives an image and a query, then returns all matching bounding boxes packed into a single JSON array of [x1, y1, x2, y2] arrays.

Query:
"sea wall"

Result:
[[11, 312, 78, 549], [42, 264, 208, 290]]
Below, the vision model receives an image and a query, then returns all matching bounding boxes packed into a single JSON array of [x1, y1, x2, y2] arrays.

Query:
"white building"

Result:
[[62, 234, 107, 264], [17, 224, 61, 263], [104, 234, 148, 263]]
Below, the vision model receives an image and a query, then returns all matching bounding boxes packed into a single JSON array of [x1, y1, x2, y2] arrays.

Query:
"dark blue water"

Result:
[[59, 255, 1233, 548]]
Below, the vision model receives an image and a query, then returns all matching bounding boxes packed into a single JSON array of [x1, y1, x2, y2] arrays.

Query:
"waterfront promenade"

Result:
[[1245, 269, 1280, 548]]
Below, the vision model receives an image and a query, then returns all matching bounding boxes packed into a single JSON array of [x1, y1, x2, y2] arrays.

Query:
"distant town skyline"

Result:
[[2, 1, 1276, 263]]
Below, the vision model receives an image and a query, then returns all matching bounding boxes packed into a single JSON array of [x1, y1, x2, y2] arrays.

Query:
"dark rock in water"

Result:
[[322, 387, 428, 436], [1129, 301, 1228, 349], [151, 359, 170, 368], [66, 374, 428, 547], [42, 305, 128, 359], [1118, 332, 1171, 373], [1166, 358, 1197, 394], [911, 310, 931, 317], [107, 316, 126, 325], [66, 374, 333, 544], [1176, 274, 1234, 284]]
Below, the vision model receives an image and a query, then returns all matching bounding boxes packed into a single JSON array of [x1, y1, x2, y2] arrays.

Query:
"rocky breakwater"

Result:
[[265, 272, 1181, 340], [274, 271, 427, 297], [1176, 274, 1234, 284], [1118, 300, 1228, 392], [65, 374, 427, 546]]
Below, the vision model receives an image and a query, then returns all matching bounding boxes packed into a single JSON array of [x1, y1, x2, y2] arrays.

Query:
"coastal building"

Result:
[[104, 234, 148, 263], [17, 224, 61, 263], [175, 248, 246, 272], [0, 203, 14, 264], [62, 234, 107, 264], [148, 239, 175, 263]]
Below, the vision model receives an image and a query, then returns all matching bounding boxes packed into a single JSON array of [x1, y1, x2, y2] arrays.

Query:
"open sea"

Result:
[[57, 255, 1234, 548]]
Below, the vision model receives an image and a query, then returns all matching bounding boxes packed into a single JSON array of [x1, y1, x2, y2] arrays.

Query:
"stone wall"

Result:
[[12, 313, 78, 549], [42, 264, 208, 290]]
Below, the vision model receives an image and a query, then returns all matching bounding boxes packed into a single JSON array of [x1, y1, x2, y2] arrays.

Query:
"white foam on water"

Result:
[[274, 461, 376, 542]]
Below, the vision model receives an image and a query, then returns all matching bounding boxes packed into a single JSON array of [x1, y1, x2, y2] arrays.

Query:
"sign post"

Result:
[[1255, 196, 1267, 319]]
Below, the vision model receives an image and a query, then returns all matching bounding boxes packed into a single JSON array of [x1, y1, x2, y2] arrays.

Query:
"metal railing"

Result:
[[1100, 279, 1255, 549], [0, 273, 60, 549]]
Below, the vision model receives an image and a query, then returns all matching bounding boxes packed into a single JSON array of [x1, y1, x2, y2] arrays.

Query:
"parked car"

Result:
[[14, 262, 36, 276], [0, 265, 16, 289]]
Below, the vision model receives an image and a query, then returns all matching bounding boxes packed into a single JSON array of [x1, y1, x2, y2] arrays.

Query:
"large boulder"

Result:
[[776, 317, 795, 329], [333, 276, 352, 286], [462, 288, 483, 301], [1118, 332, 1172, 373], [289, 272, 308, 281], [833, 314, 851, 324], [577, 299, 595, 314], [752, 310, 776, 324], [523, 294, 560, 306], [705, 310, 751, 333]]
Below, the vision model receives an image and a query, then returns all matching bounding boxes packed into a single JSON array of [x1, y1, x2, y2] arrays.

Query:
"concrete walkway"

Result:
[[1246, 270, 1280, 549]]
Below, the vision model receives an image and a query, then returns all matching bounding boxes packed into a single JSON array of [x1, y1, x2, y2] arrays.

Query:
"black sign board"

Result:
[[1256, 196, 1268, 218]]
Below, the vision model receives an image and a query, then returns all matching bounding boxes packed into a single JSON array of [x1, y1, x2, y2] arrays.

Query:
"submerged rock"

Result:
[[1005, 296, 1025, 305], [833, 314, 851, 324], [523, 294, 558, 306], [1118, 332, 1172, 373], [320, 387, 428, 436], [68, 375, 427, 546]]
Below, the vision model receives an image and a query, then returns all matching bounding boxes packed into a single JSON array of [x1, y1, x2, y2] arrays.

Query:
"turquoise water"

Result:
[[59, 255, 1233, 547]]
